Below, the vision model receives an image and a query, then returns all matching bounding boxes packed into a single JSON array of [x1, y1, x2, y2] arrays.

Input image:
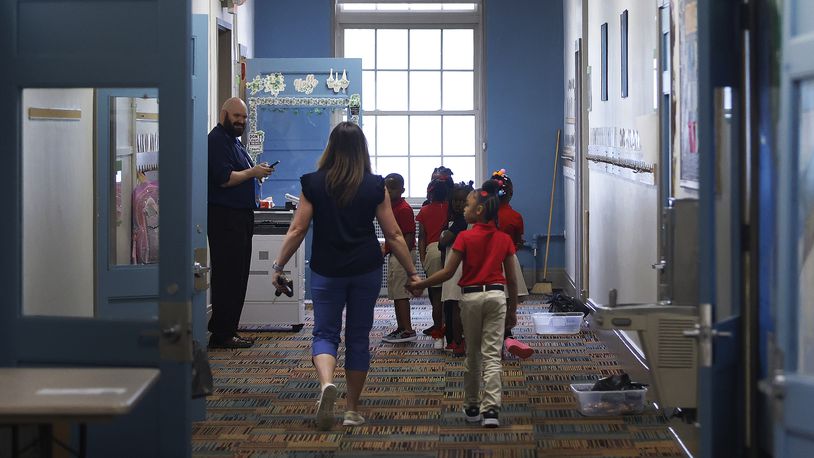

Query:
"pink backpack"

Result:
[[132, 180, 160, 264]]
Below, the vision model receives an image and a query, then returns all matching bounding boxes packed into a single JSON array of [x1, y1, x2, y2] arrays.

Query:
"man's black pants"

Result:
[[207, 205, 254, 341]]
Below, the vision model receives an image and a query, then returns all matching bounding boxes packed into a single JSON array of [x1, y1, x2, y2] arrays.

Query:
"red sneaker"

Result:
[[453, 340, 466, 356], [505, 337, 533, 359], [445, 341, 458, 352], [430, 325, 446, 340]]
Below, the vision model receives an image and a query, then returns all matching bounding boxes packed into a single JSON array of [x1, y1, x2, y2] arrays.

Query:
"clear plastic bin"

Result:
[[570, 383, 648, 416], [532, 312, 583, 334]]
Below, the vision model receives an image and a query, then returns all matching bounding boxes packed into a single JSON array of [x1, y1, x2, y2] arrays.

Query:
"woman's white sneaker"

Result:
[[315, 383, 337, 430], [343, 410, 365, 426]]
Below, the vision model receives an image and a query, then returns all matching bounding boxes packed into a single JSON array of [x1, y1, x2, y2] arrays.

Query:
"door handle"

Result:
[[193, 262, 210, 278], [651, 260, 667, 270], [193, 247, 210, 292], [140, 324, 182, 343]]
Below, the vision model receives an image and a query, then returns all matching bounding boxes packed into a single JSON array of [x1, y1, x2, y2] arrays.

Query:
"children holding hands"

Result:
[[407, 179, 517, 428]]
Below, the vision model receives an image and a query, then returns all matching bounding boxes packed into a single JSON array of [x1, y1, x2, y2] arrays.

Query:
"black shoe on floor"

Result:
[[234, 333, 256, 343], [463, 406, 481, 423], [209, 335, 253, 349], [422, 325, 438, 336], [482, 409, 499, 428]]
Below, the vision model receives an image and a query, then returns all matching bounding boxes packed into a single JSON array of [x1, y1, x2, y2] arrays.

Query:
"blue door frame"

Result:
[[0, 2, 199, 456]]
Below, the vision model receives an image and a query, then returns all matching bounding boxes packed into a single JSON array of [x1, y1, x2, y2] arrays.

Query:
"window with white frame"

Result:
[[336, 1, 482, 200]]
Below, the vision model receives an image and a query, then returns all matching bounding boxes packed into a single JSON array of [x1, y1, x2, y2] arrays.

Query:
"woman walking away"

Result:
[[271, 122, 418, 430], [408, 179, 518, 428]]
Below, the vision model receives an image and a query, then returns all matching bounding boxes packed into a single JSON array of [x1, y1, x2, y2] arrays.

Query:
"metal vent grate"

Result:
[[656, 318, 697, 368]]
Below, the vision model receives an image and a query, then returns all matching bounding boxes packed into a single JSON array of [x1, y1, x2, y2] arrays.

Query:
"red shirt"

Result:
[[416, 201, 448, 244], [498, 203, 524, 245], [452, 222, 516, 286], [385, 198, 415, 253]]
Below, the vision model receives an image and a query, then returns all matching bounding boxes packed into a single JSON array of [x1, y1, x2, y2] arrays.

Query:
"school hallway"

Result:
[[193, 296, 687, 457]]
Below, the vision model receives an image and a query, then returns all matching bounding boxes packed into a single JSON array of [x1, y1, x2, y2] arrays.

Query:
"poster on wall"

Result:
[[679, 0, 700, 188]]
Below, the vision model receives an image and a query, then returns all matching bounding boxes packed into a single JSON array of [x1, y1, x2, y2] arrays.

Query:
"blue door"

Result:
[[0, 3, 205, 456], [772, 1, 814, 455]]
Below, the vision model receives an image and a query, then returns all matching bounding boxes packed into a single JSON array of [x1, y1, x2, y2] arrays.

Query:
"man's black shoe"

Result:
[[208, 335, 253, 349], [482, 409, 499, 428], [234, 333, 256, 343]]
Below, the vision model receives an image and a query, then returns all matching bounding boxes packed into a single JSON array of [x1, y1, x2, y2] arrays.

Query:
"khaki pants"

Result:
[[459, 289, 506, 412]]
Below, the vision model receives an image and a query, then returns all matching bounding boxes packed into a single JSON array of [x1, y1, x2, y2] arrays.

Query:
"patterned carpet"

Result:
[[192, 297, 686, 457]]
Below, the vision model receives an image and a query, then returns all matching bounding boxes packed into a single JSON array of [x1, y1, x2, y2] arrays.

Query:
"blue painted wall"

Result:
[[485, 0, 565, 276], [254, 0, 333, 58], [253, 1, 334, 299]]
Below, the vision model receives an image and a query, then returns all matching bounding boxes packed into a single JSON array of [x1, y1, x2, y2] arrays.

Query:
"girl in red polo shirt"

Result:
[[408, 180, 518, 428], [492, 169, 533, 359], [416, 169, 453, 345]]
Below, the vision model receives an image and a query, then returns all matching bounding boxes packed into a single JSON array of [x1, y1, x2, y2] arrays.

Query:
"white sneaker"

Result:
[[343, 410, 365, 426], [433, 338, 445, 349], [315, 383, 337, 430]]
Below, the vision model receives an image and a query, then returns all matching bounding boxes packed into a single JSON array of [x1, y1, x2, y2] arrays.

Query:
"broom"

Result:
[[531, 129, 561, 295]]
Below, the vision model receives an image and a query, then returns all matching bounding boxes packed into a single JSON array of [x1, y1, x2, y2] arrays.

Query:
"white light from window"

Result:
[[344, 29, 376, 69], [377, 29, 408, 69], [443, 115, 476, 155], [442, 156, 476, 184], [409, 71, 441, 111], [362, 115, 377, 155], [362, 70, 376, 111], [340, 3, 477, 12], [377, 71, 409, 110], [377, 116, 409, 155], [410, 29, 441, 69], [410, 116, 442, 154], [376, 156, 409, 189], [442, 71, 474, 110], [410, 156, 443, 198], [443, 29, 474, 70]]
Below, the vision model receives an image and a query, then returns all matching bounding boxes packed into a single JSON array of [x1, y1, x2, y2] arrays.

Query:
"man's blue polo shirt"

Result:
[[208, 123, 258, 209]]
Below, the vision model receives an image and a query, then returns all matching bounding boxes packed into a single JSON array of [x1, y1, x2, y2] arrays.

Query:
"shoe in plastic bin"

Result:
[[570, 383, 647, 416]]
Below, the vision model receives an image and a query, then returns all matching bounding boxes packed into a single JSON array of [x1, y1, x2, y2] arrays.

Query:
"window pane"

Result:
[[377, 29, 408, 69], [375, 156, 408, 185], [410, 29, 441, 69], [442, 156, 476, 185], [363, 70, 376, 111], [377, 71, 408, 110], [377, 116, 408, 155], [443, 115, 475, 155], [410, 116, 441, 155], [443, 71, 474, 110], [443, 4, 477, 11], [409, 71, 441, 111], [344, 29, 376, 70], [362, 115, 376, 156], [409, 156, 443, 199], [443, 29, 474, 70]]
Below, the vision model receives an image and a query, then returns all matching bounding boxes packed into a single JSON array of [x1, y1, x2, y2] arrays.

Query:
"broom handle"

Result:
[[543, 129, 561, 280]]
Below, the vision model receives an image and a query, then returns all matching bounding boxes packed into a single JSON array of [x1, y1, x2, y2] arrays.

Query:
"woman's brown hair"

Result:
[[317, 121, 372, 207]]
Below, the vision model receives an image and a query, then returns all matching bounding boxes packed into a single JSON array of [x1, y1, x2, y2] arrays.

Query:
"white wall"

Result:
[[192, 0, 255, 127], [563, 0, 582, 288], [22, 89, 95, 317], [586, 0, 660, 305]]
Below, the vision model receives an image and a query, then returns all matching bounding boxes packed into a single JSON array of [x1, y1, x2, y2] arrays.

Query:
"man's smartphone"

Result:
[[269, 160, 280, 168]]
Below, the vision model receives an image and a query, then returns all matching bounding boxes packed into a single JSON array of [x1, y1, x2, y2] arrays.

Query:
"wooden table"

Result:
[[0, 368, 160, 458]]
